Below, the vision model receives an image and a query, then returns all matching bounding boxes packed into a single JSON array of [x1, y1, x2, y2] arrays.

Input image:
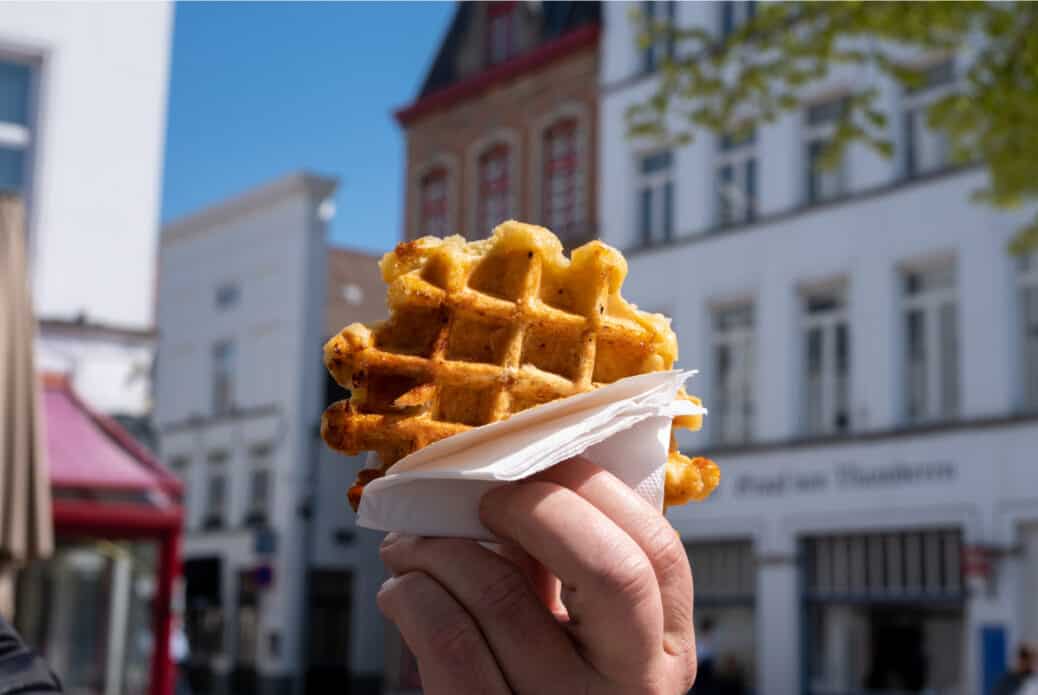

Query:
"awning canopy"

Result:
[[42, 373, 182, 515]]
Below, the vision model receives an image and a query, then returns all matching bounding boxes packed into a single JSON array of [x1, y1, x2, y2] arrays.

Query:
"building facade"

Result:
[[0, 2, 171, 420], [397, 1, 600, 247], [601, 3, 1038, 694], [156, 173, 387, 695]]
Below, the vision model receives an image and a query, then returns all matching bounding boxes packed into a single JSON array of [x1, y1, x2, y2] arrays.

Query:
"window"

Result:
[[215, 282, 239, 310], [542, 119, 580, 239], [0, 60, 32, 192], [903, 59, 956, 178], [1019, 252, 1038, 411], [716, 128, 757, 226], [245, 444, 273, 527], [419, 167, 449, 238], [902, 263, 959, 422], [168, 456, 191, 517], [477, 144, 511, 235], [204, 451, 228, 530], [211, 340, 236, 416], [804, 97, 849, 204], [712, 305, 755, 444], [642, 1, 676, 73], [720, 1, 756, 39], [802, 288, 850, 436], [638, 150, 674, 246], [486, 2, 517, 66]]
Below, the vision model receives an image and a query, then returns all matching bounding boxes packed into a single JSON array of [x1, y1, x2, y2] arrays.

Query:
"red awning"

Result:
[[41, 373, 182, 500]]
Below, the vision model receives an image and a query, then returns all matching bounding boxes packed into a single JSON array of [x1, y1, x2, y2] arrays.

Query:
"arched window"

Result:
[[542, 118, 580, 238], [477, 143, 511, 234], [419, 167, 448, 238]]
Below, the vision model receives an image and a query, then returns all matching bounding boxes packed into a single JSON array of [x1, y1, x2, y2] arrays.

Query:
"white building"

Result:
[[0, 2, 172, 419], [156, 172, 386, 695], [600, 3, 1038, 694]]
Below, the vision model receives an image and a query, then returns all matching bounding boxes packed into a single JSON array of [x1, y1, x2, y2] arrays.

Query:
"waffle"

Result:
[[322, 221, 719, 511]]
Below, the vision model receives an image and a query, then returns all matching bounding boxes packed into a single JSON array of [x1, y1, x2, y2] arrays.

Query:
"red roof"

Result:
[[42, 374, 182, 498]]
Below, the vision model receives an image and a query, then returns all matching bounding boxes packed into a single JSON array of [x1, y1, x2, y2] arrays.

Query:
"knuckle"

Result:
[[644, 522, 688, 582], [474, 564, 530, 621], [598, 548, 654, 602], [427, 609, 484, 668]]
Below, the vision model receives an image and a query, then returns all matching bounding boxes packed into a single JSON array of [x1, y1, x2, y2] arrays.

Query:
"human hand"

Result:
[[377, 457, 697, 694]]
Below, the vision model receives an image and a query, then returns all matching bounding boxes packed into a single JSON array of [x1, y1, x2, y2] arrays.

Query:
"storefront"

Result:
[[14, 375, 182, 695], [671, 420, 1038, 695]]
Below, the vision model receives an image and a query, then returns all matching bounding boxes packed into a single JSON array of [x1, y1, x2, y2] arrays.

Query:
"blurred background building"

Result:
[[2, 4, 183, 695], [398, 1, 600, 249], [600, 3, 1038, 695], [155, 172, 386, 695]]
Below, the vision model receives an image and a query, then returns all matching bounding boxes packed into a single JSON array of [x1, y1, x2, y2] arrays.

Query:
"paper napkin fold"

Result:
[[356, 370, 704, 541]]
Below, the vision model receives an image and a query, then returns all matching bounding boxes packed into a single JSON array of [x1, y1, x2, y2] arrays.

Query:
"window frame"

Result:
[[719, 1, 757, 41], [467, 130, 519, 239], [901, 261, 959, 423], [541, 118, 580, 239], [715, 127, 758, 227], [486, 1, 518, 67], [244, 443, 273, 527], [803, 95, 850, 205], [800, 284, 851, 437], [0, 57, 35, 194], [411, 154, 457, 241], [637, 149, 675, 247], [711, 303, 756, 445], [211, 339, 236, 417], [642, 1, 676, 74], [902, 58, 957, 179], [1018, 252, 1038, 412], [418, 166, 449, 238], [204, 451, 229, 530]]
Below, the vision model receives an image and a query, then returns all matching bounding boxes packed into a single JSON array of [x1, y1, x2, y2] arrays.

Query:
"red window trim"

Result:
[[478, 144, 511, 233], [542, 119, 579, 236], [419, 167, 449, 236]]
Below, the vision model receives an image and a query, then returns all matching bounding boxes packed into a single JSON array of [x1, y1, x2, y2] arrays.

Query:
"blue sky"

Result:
[[162, 1, 455, 254]]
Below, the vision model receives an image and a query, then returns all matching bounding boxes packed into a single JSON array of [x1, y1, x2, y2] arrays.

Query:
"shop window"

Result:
[[542, 118, 581, 240], [712, 304, 755, 445], [1018, 252, 1038, 411], [804, 531, 965, 695], [902, 262, 959, 423], [804, 96, 850, 204], [419, 167, 449, 238], [685, 541, 757, 692], [638, 150, 674, 246], [716, 127, 757, 227], [477, 143, 511, 236], [903, 59, 956, 179], [801, 286, 850, 436]]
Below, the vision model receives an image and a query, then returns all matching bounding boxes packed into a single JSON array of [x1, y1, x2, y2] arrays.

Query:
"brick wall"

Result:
[[401, 46, 599, 244]]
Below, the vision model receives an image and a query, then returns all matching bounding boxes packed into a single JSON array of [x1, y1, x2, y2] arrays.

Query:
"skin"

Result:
[[377, 457, 698, 695]]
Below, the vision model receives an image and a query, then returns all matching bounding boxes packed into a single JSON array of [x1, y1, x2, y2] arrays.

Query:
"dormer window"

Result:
[[486, 2, 518, 66]]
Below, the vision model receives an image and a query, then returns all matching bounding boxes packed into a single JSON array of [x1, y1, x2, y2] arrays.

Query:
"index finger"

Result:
[[479, 481, 665, 684]]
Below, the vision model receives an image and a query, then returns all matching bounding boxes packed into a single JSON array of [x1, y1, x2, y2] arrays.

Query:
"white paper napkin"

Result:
[[356, 370, 704, 541]]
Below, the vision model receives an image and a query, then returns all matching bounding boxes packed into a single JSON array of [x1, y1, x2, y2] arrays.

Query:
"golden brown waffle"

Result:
[[322, 221, 719, 511]]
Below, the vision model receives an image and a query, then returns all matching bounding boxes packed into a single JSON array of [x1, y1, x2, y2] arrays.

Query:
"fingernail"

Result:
[[378, 575, 400, 597], [381, 531, 401, 549]]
